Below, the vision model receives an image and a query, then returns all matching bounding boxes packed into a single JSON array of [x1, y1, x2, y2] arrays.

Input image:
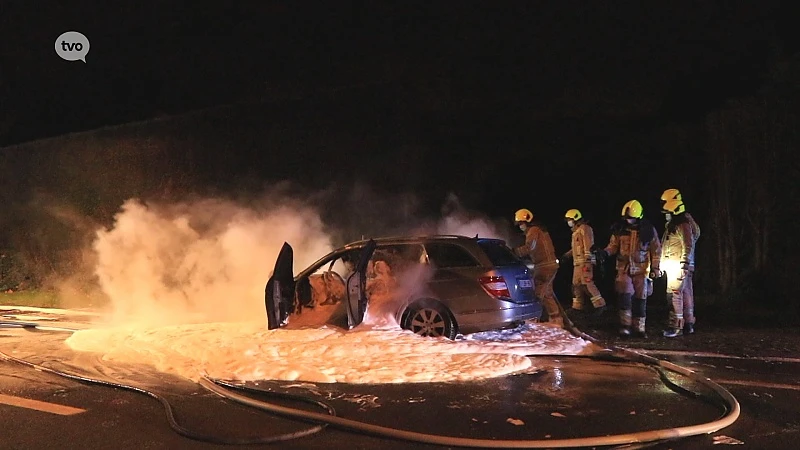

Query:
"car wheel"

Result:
[[402, 300, 458, 340]]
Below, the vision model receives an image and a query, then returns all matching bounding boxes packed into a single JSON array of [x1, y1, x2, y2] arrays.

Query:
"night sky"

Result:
[[1, 1, 798, 227]]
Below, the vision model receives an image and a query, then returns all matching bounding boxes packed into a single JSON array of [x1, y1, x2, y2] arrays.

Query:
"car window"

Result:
[[312, 249, 360, 278], [371, 244, 425, 270], [424, 243, 479, 268], [477, 241, 521, 266]]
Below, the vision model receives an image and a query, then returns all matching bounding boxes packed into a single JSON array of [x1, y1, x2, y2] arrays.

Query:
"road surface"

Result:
[[1, 306, 798, 449]]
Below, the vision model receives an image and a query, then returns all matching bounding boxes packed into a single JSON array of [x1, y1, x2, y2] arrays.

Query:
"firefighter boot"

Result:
[[684, 303, 695, 334], [632, 316, 647, 338], [663, 311, 684, 338], [618, 309, 632, 337], [590, 295, 606, 317], [663, 327, 683, 338], [617, 293, 633, 337], [568, 297, 584, 316]]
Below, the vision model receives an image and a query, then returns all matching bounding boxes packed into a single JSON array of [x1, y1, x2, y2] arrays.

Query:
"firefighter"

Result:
[[661, 197, 701, 337], [661, 189, 701, 319], [595, 200, 661, 338], [513, 208, 563, 327], [661, 189, 701, 245], [561, 209, 606, 315]]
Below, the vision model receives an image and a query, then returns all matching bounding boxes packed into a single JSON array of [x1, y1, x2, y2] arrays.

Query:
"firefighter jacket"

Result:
[[564, 221, 596, 266], [686, 213, 701, 245], [661, 214, 699, 270], [604, 219, 661, 275], [515, 223, 558, 269]]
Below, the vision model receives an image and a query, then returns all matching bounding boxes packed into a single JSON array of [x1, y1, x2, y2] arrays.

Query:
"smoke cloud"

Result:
[[435, 193, 510, 242], [301, 182, 510, 245], [17, 182, 511, 328], [92, 194, 334, 327]]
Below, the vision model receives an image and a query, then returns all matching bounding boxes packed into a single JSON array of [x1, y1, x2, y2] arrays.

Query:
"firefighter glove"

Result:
[[594, 249, 608, 262], [678, 262, 689, 280]]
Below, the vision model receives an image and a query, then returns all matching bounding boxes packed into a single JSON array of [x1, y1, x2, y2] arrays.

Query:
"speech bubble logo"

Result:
[[55, 31, 90, 63]]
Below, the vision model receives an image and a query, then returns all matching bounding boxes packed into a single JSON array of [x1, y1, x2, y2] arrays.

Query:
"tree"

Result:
[[703, 52, 800, 304]]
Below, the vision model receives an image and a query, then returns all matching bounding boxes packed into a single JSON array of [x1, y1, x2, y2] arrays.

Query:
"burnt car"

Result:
[[265, 235, 542, 339]]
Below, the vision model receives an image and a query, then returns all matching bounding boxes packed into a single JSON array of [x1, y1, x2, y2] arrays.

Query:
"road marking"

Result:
[[715, 379, 800, 391], [0, 393, 86, 415], [632, 348, 800, 364]]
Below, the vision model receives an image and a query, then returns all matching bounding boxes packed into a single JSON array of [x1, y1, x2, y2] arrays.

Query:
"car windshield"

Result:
[[477, 241, 521, 266]]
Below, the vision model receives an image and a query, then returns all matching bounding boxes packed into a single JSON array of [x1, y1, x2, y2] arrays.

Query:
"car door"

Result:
[[423, 242, 483, 301], [345, 239, 377, 329], [265, 242, 295, 330]]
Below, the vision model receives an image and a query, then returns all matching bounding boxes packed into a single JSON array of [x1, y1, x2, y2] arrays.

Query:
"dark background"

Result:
[[1, 1, 799, 321]]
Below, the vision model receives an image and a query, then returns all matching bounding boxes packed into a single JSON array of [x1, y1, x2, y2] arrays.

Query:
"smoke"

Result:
[[41, 239, 107, 311], [12, 180, 511, 329], [312, 185, 509, 243], [303, 181, 425, 243], [92, 195, 334, 327], [434, 193, 510, 242], [359, 258, 436, 331]]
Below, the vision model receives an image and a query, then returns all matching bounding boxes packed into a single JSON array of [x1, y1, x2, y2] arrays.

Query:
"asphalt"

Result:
[[1, 305, 799, 449], [564, 298, 800, 359]]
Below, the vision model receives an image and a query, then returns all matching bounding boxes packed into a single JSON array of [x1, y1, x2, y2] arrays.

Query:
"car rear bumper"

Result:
[[456, 303, 542, 334]]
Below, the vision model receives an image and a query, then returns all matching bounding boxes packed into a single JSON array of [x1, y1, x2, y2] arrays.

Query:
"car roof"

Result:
[[294, 234, 512, 279], [340, 234, 504, 250]]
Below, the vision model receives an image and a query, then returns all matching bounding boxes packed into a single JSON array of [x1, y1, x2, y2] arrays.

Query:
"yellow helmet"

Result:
[[565, 209, 582, 221], [661, 188, 682, 202], [662, 199, 686, 215], [514, 208, 533, 223], [621, 200, 644, 219]]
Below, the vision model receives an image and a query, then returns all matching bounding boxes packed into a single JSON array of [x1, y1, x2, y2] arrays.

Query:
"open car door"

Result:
[[345, 239, 377, 329], [265, 242, 295, 330]]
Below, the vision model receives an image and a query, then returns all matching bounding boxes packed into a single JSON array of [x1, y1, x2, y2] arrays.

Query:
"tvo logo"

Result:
[[55, 31, 90, 63]]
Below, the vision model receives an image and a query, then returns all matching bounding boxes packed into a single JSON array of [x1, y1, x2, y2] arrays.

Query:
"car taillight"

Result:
[[479, 276, 511, 298]]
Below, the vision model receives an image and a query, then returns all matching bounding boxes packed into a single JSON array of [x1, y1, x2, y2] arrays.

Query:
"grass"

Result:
[[0, 290, 60, 308]]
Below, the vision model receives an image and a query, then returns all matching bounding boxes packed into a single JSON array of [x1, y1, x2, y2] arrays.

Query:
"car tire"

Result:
[[402, 299, 458, 340]]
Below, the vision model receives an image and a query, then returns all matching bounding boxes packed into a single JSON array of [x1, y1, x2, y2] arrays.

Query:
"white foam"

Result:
[[65, 321, 596, 384]]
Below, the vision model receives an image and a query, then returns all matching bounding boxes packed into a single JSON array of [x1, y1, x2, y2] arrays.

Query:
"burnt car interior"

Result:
[[362, 244, 427, 300], [295, 250, 358, 311], [270, 242, 432, 330]]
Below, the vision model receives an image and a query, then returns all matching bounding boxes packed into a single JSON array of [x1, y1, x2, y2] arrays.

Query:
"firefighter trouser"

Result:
[[615, 268, 650, 333], [614, 268, 653, 298], [571, 263, 605, 310], [666, 269, 695, 329], [534, 264, 563, 327]]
